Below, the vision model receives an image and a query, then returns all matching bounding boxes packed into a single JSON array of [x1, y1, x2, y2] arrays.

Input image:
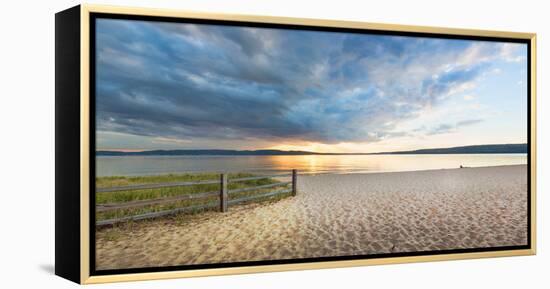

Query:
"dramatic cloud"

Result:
[[427, 119, 484, 135], [95, 19, 526, 148]]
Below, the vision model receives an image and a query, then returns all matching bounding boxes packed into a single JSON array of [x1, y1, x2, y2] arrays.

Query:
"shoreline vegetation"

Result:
[[96, 143, 528, 156], [96, 173, 293, 225]]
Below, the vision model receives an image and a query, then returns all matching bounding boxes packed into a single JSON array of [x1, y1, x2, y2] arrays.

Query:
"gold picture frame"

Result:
[[55, 4, 536, 284]]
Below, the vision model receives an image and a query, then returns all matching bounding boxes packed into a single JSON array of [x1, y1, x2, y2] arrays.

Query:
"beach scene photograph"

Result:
[[94, 18, 529, 270]]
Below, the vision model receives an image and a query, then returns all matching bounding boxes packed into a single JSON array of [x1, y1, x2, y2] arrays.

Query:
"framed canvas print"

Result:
[[55, 4, 536, 284]]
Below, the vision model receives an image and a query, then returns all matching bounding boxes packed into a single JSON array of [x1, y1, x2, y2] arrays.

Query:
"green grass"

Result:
[[96, 172, 293, 223]]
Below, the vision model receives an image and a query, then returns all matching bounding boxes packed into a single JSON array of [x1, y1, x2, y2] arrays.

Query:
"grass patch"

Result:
[[96, 172, 292, 223]]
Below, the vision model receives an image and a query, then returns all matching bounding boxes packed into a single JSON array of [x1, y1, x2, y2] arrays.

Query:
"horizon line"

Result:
[[96, 142, 528, 155]]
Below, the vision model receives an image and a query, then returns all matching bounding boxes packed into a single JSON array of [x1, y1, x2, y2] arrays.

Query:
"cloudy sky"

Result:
[[95, 18, 527, 153]]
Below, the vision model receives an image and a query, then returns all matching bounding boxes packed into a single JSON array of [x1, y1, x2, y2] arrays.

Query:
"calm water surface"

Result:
[[96, 154, 527, 177]]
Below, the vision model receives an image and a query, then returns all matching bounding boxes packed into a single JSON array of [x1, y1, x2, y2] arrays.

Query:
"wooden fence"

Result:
[[96, 169, 297, 226]]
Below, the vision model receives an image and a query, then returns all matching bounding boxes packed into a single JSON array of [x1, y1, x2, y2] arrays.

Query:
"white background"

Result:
[[0, 0, 546, 288]]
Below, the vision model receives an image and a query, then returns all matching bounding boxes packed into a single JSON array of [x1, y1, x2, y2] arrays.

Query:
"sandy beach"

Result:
[[96, 165, 528, 270]]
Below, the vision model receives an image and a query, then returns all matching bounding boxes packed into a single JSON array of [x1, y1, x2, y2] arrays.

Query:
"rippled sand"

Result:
[[96, 165, 528, 270]]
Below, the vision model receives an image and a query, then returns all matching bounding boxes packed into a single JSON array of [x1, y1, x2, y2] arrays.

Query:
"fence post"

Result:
[[292, 169, 297, 196], [220, 173, 228, 212]]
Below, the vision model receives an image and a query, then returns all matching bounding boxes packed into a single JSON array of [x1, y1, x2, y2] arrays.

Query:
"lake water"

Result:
[[95, 154, 528, 177]]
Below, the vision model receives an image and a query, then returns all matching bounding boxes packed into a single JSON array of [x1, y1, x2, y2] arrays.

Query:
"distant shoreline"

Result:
[[97, 143, 527, 156]]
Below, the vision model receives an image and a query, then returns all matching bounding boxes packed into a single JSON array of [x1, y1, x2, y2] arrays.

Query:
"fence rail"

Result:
[[96, 191, 219, 213], [96, 179, 220, 193], [96, 169, 297, 226], [228, 181, 291, 194], [228, 173, 292, 183], [228, 188, 292, 206], [96, 202, 220, 226]]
